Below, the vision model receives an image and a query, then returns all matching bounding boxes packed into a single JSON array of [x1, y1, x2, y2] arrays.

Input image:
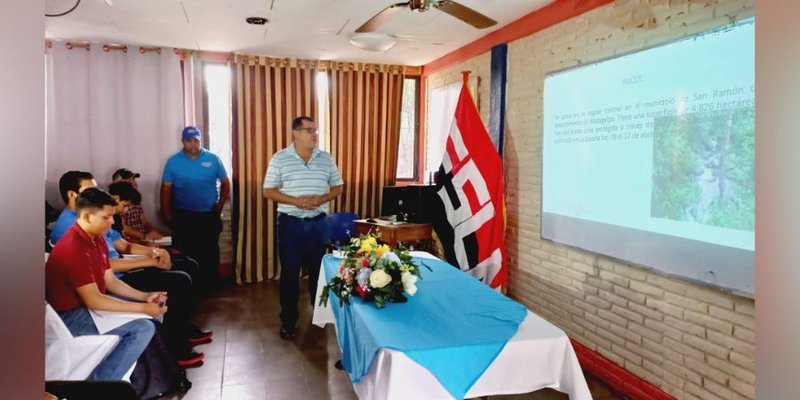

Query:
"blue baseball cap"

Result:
[[181, 126, 202, 141]]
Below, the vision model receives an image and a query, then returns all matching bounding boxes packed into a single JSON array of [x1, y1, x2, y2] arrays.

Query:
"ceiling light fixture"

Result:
[[46, 0, 81, 17], [349, 32, 397, 52], [246, 17, 268, 25]]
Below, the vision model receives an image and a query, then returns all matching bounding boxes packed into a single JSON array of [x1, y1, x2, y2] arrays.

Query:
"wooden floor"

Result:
[[158, 279, 626, 400]]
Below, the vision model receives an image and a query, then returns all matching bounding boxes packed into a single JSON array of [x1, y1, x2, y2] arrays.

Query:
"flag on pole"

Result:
[[430, 73, 506, 288]]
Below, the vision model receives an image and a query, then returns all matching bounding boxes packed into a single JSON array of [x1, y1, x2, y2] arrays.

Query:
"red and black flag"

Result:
[[430, 74, 507, 289]]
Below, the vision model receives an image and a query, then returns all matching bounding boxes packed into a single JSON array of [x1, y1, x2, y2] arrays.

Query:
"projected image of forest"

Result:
[[650, 107, 755, 231]]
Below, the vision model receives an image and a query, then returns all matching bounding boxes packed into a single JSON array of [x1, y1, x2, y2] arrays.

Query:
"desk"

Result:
[[354, 219, 432, 248], [312, 252, 591, 400]]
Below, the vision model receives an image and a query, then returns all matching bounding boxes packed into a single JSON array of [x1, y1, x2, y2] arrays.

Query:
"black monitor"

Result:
[[380, 185, 437, 222]]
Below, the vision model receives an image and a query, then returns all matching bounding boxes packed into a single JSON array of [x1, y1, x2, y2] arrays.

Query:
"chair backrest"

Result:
[[325, 212, 359, 243], [45, 303, 73, 341], [45, 303, 126, 381]]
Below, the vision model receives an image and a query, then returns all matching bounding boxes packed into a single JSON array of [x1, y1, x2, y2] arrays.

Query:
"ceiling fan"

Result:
[[355, 0, 497, 33]]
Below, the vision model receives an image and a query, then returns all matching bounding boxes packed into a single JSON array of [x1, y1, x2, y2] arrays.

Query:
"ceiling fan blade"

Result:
[[436, 0, 497, 29], [355, 2, 410, 33]]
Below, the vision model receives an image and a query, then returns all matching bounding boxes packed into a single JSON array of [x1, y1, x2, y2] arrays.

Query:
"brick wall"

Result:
[[218, 200, 233, 279], [426, 1, 755, 399]]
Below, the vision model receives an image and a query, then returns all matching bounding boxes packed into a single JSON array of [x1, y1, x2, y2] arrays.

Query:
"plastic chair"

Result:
[[324, 212, 359, 250], [45, 303, 124, 381]]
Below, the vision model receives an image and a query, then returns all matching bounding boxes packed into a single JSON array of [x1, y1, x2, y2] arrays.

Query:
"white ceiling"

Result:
[[45, 0, 554, 66]]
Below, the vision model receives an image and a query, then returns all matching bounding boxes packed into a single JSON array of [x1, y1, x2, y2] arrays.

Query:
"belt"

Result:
[[279, 213, 326, 221]]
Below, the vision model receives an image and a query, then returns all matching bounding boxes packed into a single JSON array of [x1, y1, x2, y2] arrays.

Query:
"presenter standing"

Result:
[[262, 116, 343, 340]]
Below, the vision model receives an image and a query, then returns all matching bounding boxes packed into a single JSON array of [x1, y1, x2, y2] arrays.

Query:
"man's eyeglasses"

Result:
[[295, 127, 318, 134]]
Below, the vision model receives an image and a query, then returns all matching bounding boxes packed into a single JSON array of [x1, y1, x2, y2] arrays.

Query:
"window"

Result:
[[396, 77, 419, 180], [203, 63, 232, 177], [425, 82, 461, 181]]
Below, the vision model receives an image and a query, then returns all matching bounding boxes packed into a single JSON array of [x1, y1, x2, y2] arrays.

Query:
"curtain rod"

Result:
[[48, 40, 172, 55]]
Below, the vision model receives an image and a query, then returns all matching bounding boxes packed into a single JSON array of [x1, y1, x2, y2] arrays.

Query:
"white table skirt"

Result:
[[312, 252, 592, 400]]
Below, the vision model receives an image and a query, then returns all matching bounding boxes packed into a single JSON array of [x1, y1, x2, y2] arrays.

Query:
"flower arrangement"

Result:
[[319, 233, 425, 309]]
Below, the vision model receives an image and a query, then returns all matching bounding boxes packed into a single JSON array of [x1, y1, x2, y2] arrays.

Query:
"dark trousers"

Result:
[[277, 213, 326, 329], [119, 268, 193, 357], [172, 208, 222, 293], [170, 253, 202, 296]]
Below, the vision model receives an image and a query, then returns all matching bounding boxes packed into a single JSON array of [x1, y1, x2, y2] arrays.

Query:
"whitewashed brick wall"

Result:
[[219, 201, 233, 269], [426, 1, 755, 399]]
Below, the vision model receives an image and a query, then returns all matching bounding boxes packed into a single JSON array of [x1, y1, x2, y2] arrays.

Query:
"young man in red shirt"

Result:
[[46, 187, 167, 380]]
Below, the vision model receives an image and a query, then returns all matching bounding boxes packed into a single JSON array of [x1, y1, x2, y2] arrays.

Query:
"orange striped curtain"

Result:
[[326, 63, 405, 218], [231, 55, 317, 283]]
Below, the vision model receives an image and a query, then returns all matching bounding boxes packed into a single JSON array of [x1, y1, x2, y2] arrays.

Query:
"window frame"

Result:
[[395, 76, 421, 183]]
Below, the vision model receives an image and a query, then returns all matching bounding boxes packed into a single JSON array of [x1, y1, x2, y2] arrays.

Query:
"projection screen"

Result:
[[542, 18, 755, 295]]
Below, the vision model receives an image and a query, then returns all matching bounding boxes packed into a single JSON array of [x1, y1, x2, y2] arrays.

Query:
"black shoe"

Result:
[[334, 359, 344, 370], [279, 327, 296, 340], [188, 337, 212, 347], [176, 351, 204, 368], [187, 326, 213, 344]]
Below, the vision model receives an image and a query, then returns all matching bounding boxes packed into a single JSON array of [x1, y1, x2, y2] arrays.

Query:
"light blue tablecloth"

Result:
[[323, 254, 527, 399]]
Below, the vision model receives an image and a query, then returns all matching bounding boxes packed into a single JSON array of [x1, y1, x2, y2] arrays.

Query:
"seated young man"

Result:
[[108, 181, 202, 284], [111, 171, 206, 294], [107, 181, 210, 336], [51, 172, 210, 366], [45, 187, 164, 380], [50, 171, 98, 244], [111, 168, 165, 242]]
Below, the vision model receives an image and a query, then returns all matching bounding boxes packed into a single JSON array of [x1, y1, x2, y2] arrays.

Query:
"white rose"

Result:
[[369, 269, 392, 289], [401, 272, 418, 296]]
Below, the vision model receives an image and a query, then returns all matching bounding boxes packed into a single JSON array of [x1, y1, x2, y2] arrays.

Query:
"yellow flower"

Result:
[[374, 244, 391, 258], [359, 236, 378, 253]]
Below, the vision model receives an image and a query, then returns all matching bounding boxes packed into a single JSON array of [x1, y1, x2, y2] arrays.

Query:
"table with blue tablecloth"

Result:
[[312, 252, 592, 400]]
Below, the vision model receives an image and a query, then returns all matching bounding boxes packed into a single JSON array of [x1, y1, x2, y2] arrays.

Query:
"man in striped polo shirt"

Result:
[[263, 116, 343, 340]]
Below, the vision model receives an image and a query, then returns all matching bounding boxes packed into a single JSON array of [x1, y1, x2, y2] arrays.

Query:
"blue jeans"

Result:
[[59, 307, 155, 380], [277, 213, 326, 329]]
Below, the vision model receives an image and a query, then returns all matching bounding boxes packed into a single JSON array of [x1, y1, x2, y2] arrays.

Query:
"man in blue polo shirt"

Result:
[[263, 116, 343, 340], [161, 126, 230, 293]]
